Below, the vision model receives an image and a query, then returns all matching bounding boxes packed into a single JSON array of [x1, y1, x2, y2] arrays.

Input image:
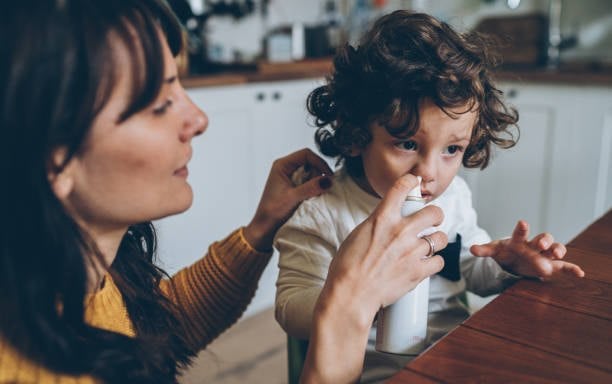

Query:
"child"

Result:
[[274, 10, 584, 383]]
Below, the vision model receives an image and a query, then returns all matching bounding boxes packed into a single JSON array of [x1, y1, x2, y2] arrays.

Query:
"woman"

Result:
[[0, 1, 445, 383]]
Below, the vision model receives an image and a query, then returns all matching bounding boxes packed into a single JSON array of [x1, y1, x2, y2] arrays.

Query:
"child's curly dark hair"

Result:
[[307, 10, 519, 175]]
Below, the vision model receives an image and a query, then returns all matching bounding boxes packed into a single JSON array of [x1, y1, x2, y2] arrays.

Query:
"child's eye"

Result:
[[396, 140, 418, 151], [443, 145, 464, 156], [152, 98, 173, 115]]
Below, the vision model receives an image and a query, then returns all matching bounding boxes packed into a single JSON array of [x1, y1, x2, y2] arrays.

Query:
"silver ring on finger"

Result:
[[422, 235, 436, 258]]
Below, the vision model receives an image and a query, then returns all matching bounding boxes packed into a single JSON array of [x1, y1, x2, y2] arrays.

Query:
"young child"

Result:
[[274, 10, 585, 383]]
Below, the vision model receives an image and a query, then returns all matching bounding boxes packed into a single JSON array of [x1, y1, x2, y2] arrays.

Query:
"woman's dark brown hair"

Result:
[[307, 10, 519, 176], [1, 0, 193, 382]]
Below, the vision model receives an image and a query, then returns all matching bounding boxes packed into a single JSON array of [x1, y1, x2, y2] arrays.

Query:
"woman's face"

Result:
[[356, 98, 475, 202], [56, 34, 207, 236]]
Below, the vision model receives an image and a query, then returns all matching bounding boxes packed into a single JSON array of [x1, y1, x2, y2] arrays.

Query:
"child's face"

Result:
[[357, 98, 476, 202]]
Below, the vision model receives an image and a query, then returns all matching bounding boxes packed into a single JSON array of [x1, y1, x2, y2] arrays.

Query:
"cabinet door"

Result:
[[155, 85, 257, 274], [249, 79, 329, 196]]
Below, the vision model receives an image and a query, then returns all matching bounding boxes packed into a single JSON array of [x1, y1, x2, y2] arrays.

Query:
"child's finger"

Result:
[[470, 243, 497, 258], [511, 220, 530, 243], [551, 260, 585, 278], [563, 262, 585, 278], [542, 243, 567, 260], [529, 232, 554, 251]]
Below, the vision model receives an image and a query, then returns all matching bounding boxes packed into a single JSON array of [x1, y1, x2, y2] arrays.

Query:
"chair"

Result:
[[287, 335, 309, 384]]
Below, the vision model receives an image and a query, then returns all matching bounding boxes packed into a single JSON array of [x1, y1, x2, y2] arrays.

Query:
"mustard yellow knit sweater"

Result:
[[0, 228, 271, 383]]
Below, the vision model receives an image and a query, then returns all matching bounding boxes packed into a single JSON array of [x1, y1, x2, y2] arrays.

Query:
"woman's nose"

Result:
[[181, 97, 208, 141]]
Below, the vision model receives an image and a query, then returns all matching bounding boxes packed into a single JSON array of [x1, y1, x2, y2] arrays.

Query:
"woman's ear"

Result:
[[47, 147, 75, 200]]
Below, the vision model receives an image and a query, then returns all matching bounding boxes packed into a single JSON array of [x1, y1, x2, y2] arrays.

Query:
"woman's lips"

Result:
[[175, 150, 192, 178], [173, 166, 188, 178]]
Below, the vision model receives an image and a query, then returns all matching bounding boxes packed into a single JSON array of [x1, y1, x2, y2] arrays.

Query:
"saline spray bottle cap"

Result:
[[401, 176, 425, 217]]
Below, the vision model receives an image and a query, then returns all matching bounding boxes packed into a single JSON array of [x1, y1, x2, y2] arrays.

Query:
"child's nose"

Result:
[[412, 156, 436, 183]]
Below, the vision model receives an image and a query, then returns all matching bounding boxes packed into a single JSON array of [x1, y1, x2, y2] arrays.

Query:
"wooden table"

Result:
[[389, 210, 612, 383]]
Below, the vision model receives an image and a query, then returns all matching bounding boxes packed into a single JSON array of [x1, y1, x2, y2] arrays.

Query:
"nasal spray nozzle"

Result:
[[401, 176, 425, 217], [376, 175, 430, 355]]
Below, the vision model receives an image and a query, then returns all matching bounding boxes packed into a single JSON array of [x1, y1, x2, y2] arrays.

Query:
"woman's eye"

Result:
[[153, 99, 173, 115], [443, 145, 464, 156], [397, 140, 418, 151]]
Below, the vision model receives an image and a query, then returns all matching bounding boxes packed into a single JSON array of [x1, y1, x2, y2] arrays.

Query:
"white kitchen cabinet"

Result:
[[460, 83, 612, 243], [249, 80, 328, 196], [154, 78, 327, 317]]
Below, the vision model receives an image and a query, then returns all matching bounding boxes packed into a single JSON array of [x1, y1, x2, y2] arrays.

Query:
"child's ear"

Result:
[[47, 147, 76, 200]]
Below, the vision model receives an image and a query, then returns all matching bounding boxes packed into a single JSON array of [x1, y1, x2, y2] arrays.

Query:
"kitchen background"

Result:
[[175, 0, 612, 71], [156, 0, 612, 323]]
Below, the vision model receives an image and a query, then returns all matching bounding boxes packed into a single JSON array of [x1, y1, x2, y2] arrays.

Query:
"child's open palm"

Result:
[[470, 220, 585, 281]]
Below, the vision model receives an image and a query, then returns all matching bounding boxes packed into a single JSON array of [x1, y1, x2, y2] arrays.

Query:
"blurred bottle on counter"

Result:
[[322, 0, 345, 52], [167, 0, 256, 74], [346, 0, 387, 45]]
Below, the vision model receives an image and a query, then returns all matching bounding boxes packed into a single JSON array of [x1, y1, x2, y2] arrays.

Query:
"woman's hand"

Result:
[[471, 220, 585, 281], [243, 148, 333, 251], [301, 174, 447, 384]]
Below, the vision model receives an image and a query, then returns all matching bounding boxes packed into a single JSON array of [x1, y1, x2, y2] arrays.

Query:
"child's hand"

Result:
[[470, 220, 585, 281]]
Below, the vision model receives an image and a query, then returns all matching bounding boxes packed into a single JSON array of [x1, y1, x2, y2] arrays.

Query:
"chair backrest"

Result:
[[287, 335, 309, 384]]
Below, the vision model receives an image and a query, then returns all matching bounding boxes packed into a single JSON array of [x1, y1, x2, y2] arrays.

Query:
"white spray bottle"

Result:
[[375, 176, 430, 355]]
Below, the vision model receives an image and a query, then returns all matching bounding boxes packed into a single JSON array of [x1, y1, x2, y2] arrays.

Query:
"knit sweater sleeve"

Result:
[[160, 227, 272, 351]]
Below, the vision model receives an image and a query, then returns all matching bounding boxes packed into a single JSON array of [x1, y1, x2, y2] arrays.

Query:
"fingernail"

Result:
[[319, 176, 332, 189]]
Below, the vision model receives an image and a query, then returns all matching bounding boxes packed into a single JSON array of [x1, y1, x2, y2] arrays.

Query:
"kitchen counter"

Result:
[[495, 64, 612, 86], [181, 59, 334, 88], [181, 58, 612, 88]]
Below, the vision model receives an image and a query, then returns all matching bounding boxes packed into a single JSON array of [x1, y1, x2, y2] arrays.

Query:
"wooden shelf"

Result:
[[181, 58, 333, 89], [181, 57, 612, 89]]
